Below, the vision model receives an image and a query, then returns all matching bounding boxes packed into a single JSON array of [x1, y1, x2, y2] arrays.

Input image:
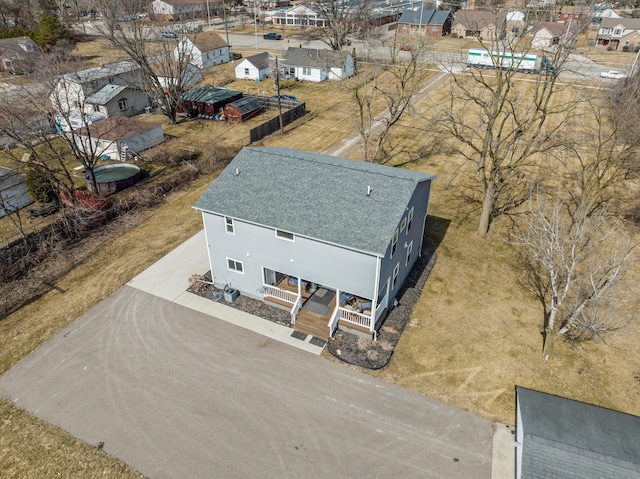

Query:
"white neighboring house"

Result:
[[0, 166, 33, 218], [234, 52, 270, 81], [153, 61, 203, 89], [280, 47, 354, 82], [175, 31, 230, 69], [51, 60, 149, 122], [74, 117, 164, 161]]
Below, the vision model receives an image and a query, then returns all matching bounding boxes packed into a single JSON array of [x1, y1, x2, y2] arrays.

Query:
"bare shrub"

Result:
[[188, 274, 209, 293]]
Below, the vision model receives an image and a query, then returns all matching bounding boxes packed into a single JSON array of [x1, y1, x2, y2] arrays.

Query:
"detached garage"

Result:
[[223, 97, 261, 123], [75, 117, 164, 161]]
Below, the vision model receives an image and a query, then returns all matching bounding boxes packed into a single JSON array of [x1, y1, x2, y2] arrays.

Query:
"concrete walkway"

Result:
[[126, 230, 515, 478], [127, 230, 325, 355]]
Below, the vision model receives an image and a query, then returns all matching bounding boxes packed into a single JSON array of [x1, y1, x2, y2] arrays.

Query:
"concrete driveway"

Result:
[[0, 285, 494, 478]]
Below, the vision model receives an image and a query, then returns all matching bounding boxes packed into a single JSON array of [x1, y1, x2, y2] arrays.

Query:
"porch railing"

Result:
[[338, 307, 372, 331], [263, 284, 297, 305], [291, 295, 302, 324]]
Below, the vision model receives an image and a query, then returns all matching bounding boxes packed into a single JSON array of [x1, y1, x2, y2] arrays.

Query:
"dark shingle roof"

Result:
[[243, 52, 270, 70], [281, 47, 349, 69], [227, 96, 260, 114], [193, 147, 435, 256], [517, 386, 640, 479], [398, 8, 451, 26], [180, 86, 242, 103]]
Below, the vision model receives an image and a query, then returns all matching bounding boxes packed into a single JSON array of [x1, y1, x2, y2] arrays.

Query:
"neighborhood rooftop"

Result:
[[283, 47, 350, 68], [62, 60, 139, 83], [84, 84, 129, 105], [180, 86, 242, 103], [517, 386, 640, 479], [193, 147, 435, 256], [77, 116, 161, 141]]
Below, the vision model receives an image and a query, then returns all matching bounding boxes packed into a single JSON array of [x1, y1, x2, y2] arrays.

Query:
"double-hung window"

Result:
[[225, 216, 234, 234], [405, 241, 413, 266], [391, 229, 398, 257], [392, 263, 399, 289], [407, 207, 414, 233]]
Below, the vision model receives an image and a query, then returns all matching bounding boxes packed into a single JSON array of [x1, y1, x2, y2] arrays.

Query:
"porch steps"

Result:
[[294, 310, 330, 341]]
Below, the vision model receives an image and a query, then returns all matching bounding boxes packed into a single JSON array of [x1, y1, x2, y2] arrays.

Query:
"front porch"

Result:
[[262, 273, 378, 341]]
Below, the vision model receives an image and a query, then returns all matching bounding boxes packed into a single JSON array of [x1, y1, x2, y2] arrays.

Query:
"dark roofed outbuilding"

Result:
[[223, 96, 261, 123], [516, 386, 640, 479], [177, 86, 243, 117]]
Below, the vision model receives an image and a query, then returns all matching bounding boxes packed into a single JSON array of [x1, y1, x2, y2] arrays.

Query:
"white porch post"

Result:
[[371, 255, 381, 336]]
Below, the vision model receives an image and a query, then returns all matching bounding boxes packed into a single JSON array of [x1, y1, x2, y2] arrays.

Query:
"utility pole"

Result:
[[274, 57, 284, 134]]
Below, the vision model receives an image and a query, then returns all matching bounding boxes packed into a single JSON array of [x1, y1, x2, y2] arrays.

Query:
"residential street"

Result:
[[0, 284, 493, 478]]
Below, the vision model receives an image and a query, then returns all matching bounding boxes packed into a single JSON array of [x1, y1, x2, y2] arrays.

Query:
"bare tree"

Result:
[[437, 22, 581, 237], [343, 40, 432, 163], [553, 91, 640, 216], [306, 0, 373, 51], [512, 195, 638, 360], [92, 0, 205, 124], [0, 173, 30, 241], [0, 53, 131, 198]]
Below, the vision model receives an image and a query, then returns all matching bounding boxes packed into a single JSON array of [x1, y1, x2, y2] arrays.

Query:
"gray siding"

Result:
[[203, 212, 378, 299], [379, 180, 432, 302]]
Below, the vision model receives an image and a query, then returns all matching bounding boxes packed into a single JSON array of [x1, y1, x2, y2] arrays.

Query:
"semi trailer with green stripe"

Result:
[[467, 48, 556, 75]]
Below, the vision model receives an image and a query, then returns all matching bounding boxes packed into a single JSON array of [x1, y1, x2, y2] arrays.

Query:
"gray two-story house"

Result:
[[193, 147, 436, 340]]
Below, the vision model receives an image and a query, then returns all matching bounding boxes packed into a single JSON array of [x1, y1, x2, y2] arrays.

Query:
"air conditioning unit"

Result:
[[224, 287, 239, 303]]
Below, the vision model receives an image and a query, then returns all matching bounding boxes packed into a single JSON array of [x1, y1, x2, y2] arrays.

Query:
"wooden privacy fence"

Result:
[[249, 99, 307, 144]]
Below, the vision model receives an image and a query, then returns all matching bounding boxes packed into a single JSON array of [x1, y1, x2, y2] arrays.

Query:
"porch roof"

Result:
[[193, 147, 436, 256]]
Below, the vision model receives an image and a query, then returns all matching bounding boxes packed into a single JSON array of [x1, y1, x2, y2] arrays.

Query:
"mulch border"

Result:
[[187, 239, 436, 371]]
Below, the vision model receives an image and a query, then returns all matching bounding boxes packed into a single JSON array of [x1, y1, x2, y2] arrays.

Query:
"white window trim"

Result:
[[392, 263, 399, 289], [275, 229, 295, 242], [226, 257, 244, 274], [225, 216, 235, 234], [405, 240, 413, 266], [391, 229, 398, 257], [400, 217, 407, 232], [407, 207, 414, 233]]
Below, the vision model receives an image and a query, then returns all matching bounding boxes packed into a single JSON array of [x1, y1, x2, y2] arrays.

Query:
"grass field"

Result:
[[1, 36, 640, 477]]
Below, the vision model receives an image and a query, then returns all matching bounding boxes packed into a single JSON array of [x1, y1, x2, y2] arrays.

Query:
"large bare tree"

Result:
[[438, 21, 581, 237], [342, 38, 432, 163], [306, 0, 373, 51], [512, 195, 638, 360], [92, 0, 202, 123]]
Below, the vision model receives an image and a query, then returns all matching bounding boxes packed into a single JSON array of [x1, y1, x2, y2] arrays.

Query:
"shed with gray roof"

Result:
[[516, 386, 640, 479], [193, 147, 435, 340]]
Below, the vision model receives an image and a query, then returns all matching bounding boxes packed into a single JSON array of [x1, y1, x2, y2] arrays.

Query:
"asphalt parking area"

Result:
[[0, 286, 493, 478]]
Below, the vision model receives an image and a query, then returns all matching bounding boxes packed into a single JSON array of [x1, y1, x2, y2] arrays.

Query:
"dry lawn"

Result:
[[2, 38, 640, 476]]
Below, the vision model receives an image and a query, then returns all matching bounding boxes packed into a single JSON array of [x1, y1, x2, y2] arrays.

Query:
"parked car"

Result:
[[161, 30, 177, 39], [263, 32, 282, 40], [400, 44, 417, 51], [600, 70, 627, 79]]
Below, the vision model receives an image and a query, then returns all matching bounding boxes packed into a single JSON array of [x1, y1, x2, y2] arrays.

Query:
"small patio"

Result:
[[263, 274, 375, 340]]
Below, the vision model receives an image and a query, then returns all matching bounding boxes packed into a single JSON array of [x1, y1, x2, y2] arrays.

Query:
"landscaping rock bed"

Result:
[[327, 241, 436, 370], [187, 240, 436, 371]]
